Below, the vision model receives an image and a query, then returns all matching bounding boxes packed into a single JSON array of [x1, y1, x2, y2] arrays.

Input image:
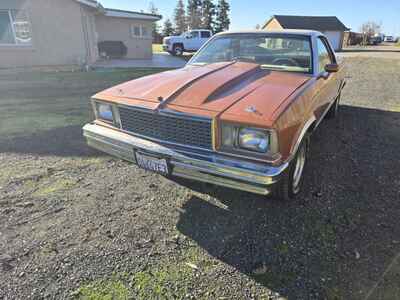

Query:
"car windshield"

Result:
[[189, 34, 313, 73]]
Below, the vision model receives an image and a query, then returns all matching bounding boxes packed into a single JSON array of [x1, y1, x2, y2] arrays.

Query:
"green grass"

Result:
[[76, 279, 130, 300], [32, 178, 76, 197], [0, 68, 167, 139], [74, 247, 223, 300], [152, 44, 164, 53]]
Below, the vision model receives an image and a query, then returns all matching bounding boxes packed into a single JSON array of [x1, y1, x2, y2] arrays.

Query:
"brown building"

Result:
[[263, 15, 349, 51], [0, 0, 161, 68]]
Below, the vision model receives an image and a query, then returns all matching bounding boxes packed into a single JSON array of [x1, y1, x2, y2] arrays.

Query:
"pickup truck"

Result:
[[163, 30, 212, 56]]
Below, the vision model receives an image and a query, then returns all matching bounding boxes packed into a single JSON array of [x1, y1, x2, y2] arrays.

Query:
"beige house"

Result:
[[263, 15, 349, 51], [0, 0, 161, 68]]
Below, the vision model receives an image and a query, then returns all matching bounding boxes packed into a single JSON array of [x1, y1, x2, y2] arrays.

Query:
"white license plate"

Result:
[[135, 152, 169, 175]]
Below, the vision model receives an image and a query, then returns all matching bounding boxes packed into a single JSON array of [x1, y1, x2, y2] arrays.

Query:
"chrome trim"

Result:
[[289, 116, 316, 160], [92, 100, 120, 128], [117, 104, 213, 123], [314, 93, 339, 129], [218, 123, 282, 164], [83, 123, 289, 195], [116, 105, 214, 153], [116, 125, 215, 154]]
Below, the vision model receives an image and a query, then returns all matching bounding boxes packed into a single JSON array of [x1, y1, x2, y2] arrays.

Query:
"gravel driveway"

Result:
[[0, 57, 399, 300]]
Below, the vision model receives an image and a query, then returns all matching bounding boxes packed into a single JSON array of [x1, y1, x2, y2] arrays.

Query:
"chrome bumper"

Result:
[[83, 123, 289, 195]]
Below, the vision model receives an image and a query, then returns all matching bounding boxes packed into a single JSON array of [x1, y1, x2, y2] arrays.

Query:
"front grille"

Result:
[[119, 107, 213, 150]]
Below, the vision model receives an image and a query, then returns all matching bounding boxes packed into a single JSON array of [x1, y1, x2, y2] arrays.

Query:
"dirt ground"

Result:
[[0, 57, 399, 300]]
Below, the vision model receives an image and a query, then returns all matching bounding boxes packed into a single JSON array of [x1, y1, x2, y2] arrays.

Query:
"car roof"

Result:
[[216, 29, 323, 37]]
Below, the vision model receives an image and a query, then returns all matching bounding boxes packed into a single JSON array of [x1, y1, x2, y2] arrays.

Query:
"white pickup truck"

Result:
[[163, 30, 213, 56]]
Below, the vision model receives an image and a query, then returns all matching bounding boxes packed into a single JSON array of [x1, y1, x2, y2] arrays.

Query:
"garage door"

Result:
[[323, 31, 342, 51]]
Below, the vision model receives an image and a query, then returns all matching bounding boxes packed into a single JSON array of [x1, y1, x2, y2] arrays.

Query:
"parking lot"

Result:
[[1, 56, 399, 299]]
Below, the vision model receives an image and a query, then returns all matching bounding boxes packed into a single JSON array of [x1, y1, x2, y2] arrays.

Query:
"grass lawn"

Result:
[[152, 44, 164, 53], [0, 68, 167, 139]]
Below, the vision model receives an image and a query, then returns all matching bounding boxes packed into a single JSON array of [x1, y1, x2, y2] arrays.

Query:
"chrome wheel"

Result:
[[292, 143, 306, 194]]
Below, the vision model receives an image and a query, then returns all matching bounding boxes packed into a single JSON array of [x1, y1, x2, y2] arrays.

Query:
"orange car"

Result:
[[83, 30, 346, 200]]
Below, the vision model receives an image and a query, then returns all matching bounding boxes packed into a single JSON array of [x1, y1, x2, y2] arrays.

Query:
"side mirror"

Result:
[[325, 63, 339, 73]]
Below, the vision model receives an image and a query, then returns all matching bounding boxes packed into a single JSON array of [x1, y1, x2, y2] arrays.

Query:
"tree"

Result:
[[187, 0, 202, 29], [360, 21, 381, 45], [215, 0, 230, 33], [162, 18, 175, 37], [148, 2, 162, 42], [201, 0, 216, 31], [173, 0, 187, 34]]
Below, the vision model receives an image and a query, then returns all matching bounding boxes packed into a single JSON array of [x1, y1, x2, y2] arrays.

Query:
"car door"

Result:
[[185, 31, 200, 51], [313, 36, 341, 121]]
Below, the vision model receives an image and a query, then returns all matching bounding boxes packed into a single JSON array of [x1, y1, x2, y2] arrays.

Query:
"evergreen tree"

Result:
[[187, 0, 202, 29], [162, 19, 175, 37], [201, 0, 216, 31], [215, 0, 230, 33], [173, 0, 187, 34], [148, 2, 161, 42]]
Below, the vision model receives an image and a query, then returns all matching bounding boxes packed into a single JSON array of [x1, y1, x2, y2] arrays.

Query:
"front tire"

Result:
[[172, 44, 184, 56], [274, 136, 309, 201]]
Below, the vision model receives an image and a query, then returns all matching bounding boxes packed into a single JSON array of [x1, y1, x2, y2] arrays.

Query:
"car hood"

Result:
[[164, 35, 180, 41], [94, 62, 311, 123]]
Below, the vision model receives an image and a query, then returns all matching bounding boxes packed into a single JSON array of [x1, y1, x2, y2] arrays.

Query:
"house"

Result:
[[262, 15, 350, 51], [0, 0, 161, 68]]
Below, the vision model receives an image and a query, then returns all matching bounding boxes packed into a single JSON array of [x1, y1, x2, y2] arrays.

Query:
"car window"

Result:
[[189, 31, 199, 39], [201, 31, 211, 38], [190, 34, 313, 73], [317, 38, 333, 73]]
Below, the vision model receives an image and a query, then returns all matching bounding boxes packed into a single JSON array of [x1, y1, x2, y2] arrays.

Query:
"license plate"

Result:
[[135, 152, 169, 175]]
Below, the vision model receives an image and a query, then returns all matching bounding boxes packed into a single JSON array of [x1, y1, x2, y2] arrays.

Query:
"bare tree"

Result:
[[360, 21, 382, 45]]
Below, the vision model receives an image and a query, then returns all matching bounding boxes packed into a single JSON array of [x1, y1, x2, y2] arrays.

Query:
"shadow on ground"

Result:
[[176, 105, 400, 299], [0, 125, 100, 157]]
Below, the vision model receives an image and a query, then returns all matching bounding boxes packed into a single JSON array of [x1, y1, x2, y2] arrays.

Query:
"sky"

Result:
[[101, 0, 400, 36]]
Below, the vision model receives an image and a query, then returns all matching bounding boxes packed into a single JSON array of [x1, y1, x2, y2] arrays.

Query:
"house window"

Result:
[[0, 10, 32, 45], [131, 25, 150, 38], [141, 26, 148, 37]]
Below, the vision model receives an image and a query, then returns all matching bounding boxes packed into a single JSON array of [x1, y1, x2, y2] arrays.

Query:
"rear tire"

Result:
[[274, 136, 309, 201]]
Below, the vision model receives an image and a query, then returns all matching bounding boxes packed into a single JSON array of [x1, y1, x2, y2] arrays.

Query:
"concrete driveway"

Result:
[[93, 53, 187, 69]]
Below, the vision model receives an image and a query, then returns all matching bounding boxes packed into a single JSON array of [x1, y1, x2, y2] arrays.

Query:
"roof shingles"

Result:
[[267, 15, 349, 32]]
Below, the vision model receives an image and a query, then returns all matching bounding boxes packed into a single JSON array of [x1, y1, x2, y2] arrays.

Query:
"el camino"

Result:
[[83, 30, 346, 200]]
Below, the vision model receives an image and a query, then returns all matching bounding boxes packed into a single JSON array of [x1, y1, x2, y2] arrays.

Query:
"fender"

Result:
[[288, 78, 346, 162], [287, 116, 316, 162]]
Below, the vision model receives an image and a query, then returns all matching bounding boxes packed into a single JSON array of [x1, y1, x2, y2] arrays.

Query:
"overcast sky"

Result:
[[101, 0, 400, 36]]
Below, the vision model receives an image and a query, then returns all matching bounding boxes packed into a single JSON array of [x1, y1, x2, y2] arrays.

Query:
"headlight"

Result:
[[238, 128, 269, 153], [96, 102, 114, 122], [220, 123, 278, 156]]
